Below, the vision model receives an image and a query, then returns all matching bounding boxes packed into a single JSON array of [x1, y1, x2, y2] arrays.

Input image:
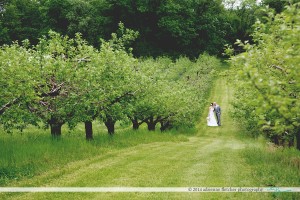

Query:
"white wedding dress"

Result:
[[207, 107, 218, 126]]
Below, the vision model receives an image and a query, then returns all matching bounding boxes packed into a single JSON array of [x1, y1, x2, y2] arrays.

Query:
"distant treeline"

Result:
[[0, 0, 296, 58]]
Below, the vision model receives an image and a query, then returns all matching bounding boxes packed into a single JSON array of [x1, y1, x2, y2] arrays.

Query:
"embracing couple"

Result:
[[207, 102, 221, 127]]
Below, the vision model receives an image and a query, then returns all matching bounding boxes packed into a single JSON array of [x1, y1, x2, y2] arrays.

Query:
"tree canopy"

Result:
[[0, 0, 287, 58], [0, 20, 221, 138], [228, 2, 300, 149]]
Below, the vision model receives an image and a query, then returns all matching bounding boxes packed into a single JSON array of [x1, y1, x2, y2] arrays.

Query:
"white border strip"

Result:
[[0, 187, 299, 193]]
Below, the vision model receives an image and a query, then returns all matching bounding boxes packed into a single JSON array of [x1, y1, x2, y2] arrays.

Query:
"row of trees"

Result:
[[0, 23, 220, 139], [227, 3, 300, 150], [0, 0, 296, 58]]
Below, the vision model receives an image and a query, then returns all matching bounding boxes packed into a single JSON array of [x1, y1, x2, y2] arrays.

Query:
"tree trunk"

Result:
[[146, 117, 156, 131], [147, 123, 156, 131], [85, 121, 93, 140], [131, 117, 139, 130], [288, 138, 294, 148], [160, 121, 172, 132], [296, 131, 300, 150], [272, 135, 279, 145], [104, 117, 116, 135], [49, 118, 63, 137], [279, 135, 284, 146], [50, 123, 62, 136]]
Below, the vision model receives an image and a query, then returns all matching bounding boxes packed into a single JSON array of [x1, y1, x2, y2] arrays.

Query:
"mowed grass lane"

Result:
[[0, 78, 278, 199]]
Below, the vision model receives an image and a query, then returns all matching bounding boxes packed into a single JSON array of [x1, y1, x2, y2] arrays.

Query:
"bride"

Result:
[[207, 103, 218, 126]]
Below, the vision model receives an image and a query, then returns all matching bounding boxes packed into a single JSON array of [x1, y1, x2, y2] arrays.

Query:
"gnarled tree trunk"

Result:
[[160, 121, 172, 132], [49, 116, 64, 137], [131, 117, 140, 130], [146, 116, 156, 131], [85, 121, 93, 140], [104, 116, 116, 135]]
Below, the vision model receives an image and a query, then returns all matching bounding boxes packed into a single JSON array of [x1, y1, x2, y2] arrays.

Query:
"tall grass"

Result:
[[0, 123, 191, 186], [241, 139, 300, 199]]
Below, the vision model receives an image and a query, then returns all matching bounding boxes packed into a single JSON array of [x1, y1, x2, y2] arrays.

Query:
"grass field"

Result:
[[0, 77, 300, 200]]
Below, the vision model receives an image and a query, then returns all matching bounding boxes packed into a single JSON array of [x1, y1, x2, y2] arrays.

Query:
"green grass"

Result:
[[0, 123, 189, 186], [242, 145, 300, 186], [0, 76, 300, 200], [241, 144, 300, 199]]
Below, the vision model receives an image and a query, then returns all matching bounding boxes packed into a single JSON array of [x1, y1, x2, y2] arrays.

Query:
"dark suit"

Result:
[[214, 105, 221, 126]]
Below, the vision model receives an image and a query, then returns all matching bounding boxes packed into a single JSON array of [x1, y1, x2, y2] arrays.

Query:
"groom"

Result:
[[213, 102, 221, 126]]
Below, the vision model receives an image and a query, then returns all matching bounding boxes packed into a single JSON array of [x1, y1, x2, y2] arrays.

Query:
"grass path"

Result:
[[1, 78, 277, 199]]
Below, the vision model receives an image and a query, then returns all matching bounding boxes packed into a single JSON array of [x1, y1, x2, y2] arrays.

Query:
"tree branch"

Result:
[[39, 82, 64, 97], [270, 65, 285, 72], [109, 91, 135, 105], [0, 98, 19, 115], [74, 57, 91, 63]]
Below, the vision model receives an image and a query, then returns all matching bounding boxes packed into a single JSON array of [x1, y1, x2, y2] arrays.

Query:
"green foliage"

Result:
[[155, 0, 230, 56], [64, 0, 111, 46], [0, 22, 140, 135], [223, 0, 264, 54], [228, 3, 300, 148], [0, 0, 262, 58], [0, 42, 40, 130], [0, 17, 221, 135], [107, 22, 139, 52], [0, 0, 47, 44], [30, 31, 98, 129], [263, 0, 300, 14], [128, 53, 220, 131]]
